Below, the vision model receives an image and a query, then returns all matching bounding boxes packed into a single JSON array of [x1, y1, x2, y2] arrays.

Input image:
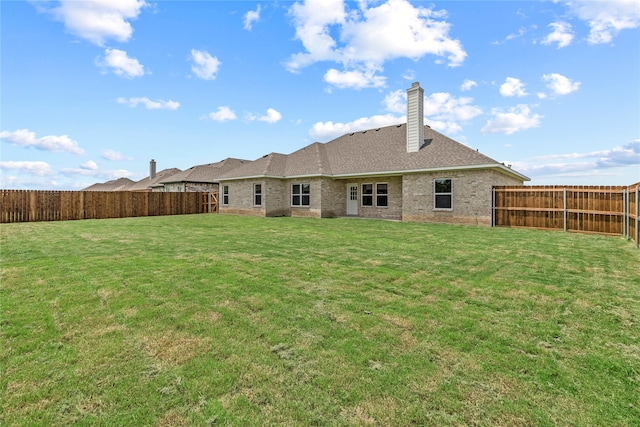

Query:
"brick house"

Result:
[[83, 177, 135, 191], [156, 158, 247, 193], [217, 82, 529, 225]]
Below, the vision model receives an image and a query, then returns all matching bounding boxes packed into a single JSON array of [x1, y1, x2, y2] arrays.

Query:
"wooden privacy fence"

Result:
[[493, 183, 639, 247], [1, 190, 209, 223]]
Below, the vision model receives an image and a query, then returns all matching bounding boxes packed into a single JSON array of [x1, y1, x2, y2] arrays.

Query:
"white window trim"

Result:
[[253, 183, 262, 207], [362, 182, 389, 208], [434, 178, 453, 210], [361, 183, 374, 207], [375, 182, 388, 208], [222, 185, 229, 206], [291, 183, 310, 207]]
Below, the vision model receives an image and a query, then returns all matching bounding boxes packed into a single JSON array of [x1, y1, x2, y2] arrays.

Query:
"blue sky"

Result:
[[1, 0, 639, 190]]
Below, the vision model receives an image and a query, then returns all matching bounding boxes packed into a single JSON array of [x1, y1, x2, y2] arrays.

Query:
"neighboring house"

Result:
[[82, 177, 135, 191], [157, 158, 248, 193], [128, 160, 182, 192], [217, 82, 529, 225]]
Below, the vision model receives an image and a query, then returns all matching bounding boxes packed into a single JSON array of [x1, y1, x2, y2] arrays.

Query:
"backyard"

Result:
[[1, 214, 639, 426]]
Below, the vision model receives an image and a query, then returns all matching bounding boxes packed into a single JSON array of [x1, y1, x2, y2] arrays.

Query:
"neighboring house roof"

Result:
[[127, 168, 182, 191], [159, 158, 248, 185], [218, 124, 529, 181], [83, 177, 135, 191]]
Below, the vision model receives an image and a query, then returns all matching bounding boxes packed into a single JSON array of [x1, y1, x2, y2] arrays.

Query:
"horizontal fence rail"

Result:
[[1, 190, 207, 223], [493, 183, 639, 248]]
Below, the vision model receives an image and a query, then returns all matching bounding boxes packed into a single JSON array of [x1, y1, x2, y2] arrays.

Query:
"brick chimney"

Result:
[[150, 159, 156, 179], [406, 82, 424, 153]]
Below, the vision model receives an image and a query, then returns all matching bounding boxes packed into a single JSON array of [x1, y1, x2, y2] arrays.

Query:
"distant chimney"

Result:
[[406, 82, 424, 153], [150, 159, 156, 179]]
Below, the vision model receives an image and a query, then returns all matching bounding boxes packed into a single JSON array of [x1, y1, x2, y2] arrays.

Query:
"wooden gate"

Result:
[[202, 191, 218, 213]]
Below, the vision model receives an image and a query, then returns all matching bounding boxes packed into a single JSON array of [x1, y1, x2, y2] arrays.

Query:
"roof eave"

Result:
[[219, 173, 330, 181], [217, 165, 530, 182], [331, 164, 530, 181]]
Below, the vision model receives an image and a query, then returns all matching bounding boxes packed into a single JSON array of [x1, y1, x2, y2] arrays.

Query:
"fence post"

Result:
[[563, 187, 567, 232], [491, 187, 495, 227], [624, 187, 628, 239], [636, 184, 640, 249]]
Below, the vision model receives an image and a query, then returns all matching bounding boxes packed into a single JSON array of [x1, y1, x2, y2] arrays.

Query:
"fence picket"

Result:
[[493, 183, 639, 247], [1, 190, 207, 223]]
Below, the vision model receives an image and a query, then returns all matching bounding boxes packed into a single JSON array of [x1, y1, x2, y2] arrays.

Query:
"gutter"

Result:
[[217, 164, 530, 183]]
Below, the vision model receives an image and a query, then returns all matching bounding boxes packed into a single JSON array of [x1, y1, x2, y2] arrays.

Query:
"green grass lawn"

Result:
[[1, 214, 639, 426]]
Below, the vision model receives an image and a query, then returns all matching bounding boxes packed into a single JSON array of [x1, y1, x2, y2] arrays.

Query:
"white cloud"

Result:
[[510, 140, 640, 177], [541, 73, 581, 96], [190, 49, 221, 80], [0, 175, 61, 190], [208, 106, 237, 122], [101, 149, 126, 161], [117, 97, 180, 110], [383, 90, 406, 114], [542, 22, 574, 48], [339, 0, 466, 66], [402, 69, 416, 81], [98, 48, 145, 78], [564, 0, 640, 44], [383, 89, 483, 124], [492, 26, 535, 45], [60, 166, 134, 179], [287, 0, 346, 71], [500, 77, 528, 97], [244, 5, 261, 31], [0, 161, 54, 176], [382, 89, 481, 135], [481, 104, 542, 135], [423, 92, 483, 134], [81, 160, 98, 171], [1, 129, 84, 155], [41, 0, 147, 46], [461, 79, 477, 91], [324, 67, 386, 89], [257, 108, 282, 124], [310, 114, 403, 140], [423, 93, 483, 122], [287, 0, 466, 88]]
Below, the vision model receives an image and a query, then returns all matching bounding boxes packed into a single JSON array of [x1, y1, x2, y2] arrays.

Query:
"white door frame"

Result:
[[347, 183, 358, 216]]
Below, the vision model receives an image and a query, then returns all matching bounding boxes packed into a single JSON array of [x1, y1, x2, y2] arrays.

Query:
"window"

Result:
[[222, 185, 229, 205], [434, 179, 452, 209], [254, 184, 262, 206], [376, 183, 388, 207], [362, 183, 388, 207], [291, 183, 310, 206], [362, 184, 373, 206]]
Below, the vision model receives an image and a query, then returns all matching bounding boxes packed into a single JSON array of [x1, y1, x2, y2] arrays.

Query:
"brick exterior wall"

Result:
[[219, 178, 325, 218], [163, 182, 219, 193], [219, 169, 523, 225], [402, 169, 523, 225], [218, 179, 265, 216], [334, 176, 403, 220]]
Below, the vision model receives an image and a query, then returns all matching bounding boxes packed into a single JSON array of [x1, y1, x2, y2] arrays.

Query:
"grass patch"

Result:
[[1, 214, 639, 425]]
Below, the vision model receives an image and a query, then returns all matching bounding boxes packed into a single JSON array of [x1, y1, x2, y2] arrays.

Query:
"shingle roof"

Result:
[[82, 177, 135, 191], [323, 124, 503, 175], [128, 168, 181, 191], [159, 158, 248, 184], [217, 153, 287, 179], [218, 124, 529, 181]]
